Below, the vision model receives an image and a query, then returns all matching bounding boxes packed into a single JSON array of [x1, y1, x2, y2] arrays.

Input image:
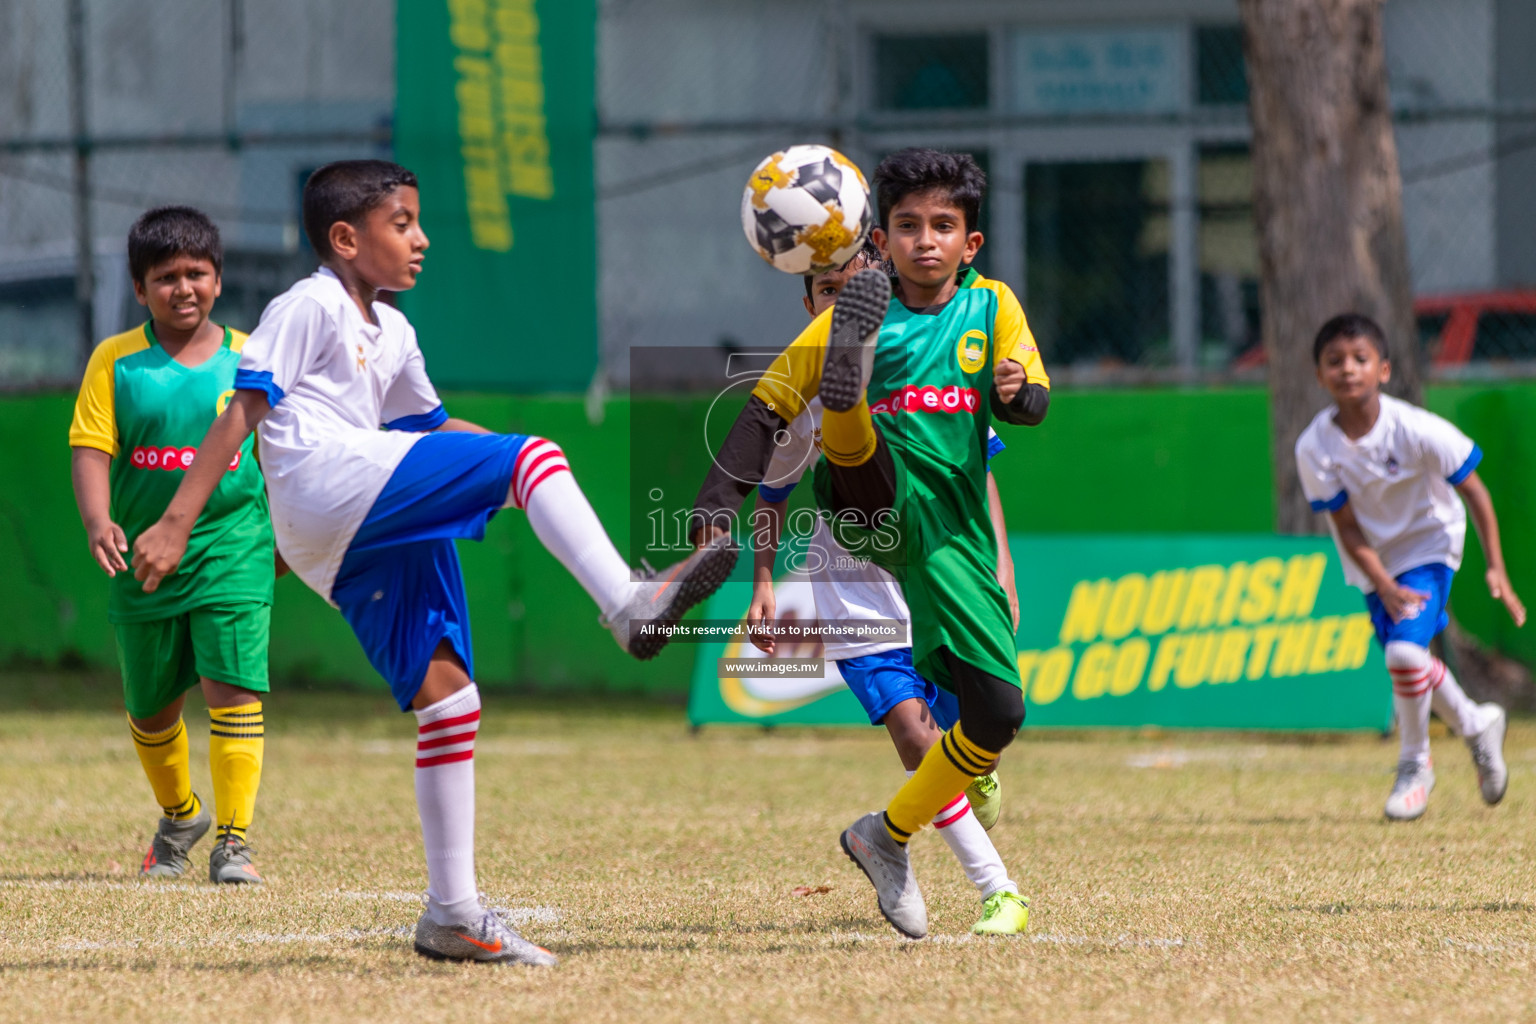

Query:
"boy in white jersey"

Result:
[[743, 242, 1029, 936], [131, 160, 735, 964], [1294, 313, 1524, 821]]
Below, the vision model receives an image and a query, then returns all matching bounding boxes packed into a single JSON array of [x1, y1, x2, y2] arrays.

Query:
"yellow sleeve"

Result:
[[751, 309, 833, 422], [228, 327, 250, 352], [985, 280, 1050, 389], [69, 339, 123, 456]]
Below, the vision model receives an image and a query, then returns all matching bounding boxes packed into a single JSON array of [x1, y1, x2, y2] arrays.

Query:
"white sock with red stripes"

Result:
[[506, 437, 635, 619], [1386, 641, 1433, 764], [1427, 656, 1499, 737], [916, 773, 1016, 899], [414, 684, 482, 926]]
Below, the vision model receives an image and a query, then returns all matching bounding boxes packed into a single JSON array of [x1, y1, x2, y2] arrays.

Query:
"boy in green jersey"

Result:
[[69, 207, 273, 884], [692, 149, 1050, 937]]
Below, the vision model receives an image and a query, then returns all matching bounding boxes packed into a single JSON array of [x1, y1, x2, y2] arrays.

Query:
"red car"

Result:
[[1234, 291, 1536, 369]]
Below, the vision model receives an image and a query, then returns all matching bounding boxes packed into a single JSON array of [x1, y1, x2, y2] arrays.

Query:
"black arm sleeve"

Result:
[[688, 394, 787, 542], [991, 382, 1050, 426]]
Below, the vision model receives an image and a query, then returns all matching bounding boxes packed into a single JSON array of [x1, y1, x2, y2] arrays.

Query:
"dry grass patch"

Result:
[[1, 674, 1533, 1022]]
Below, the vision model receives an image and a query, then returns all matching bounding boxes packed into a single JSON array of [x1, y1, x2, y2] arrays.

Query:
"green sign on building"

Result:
[[394, 0, 597, 392], [689, 534, 1392, 732]]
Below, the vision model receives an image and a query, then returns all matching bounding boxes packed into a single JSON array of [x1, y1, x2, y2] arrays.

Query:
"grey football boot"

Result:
[[604, 534, 738, 660], [818, 267, 891, 412], [840, 811, 927, 939], [1384, 760, 1435, 821], [139, 805, 211, 879], [208, 834, 265, 884], [1467, 703, 1509, 805], [413, 907, 558, 966]]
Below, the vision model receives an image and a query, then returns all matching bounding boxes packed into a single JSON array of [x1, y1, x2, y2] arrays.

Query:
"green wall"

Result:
[[5, 383, 1531, 693]]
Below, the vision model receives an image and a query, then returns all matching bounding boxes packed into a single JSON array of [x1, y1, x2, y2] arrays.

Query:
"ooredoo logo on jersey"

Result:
[[129, 445, 241, 472]]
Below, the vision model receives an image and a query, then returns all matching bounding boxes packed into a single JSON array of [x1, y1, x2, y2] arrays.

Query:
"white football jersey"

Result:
[[235, 268, 445, 602], [1294, 393, 1480, 592]]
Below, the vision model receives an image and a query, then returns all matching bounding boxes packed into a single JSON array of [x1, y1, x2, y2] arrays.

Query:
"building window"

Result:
[[1195, 24, 1247, 106], [873, 34, 990, 111], [1025, 159, 1170, 367]]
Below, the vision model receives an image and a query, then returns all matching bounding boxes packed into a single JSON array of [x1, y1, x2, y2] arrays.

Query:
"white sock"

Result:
[[909, 770, 1016, 899], [509, 438, 635, 619], [1385, 641, 1433, 765], [414, 684, 482, 926], [1428, 658, 1497, 737]]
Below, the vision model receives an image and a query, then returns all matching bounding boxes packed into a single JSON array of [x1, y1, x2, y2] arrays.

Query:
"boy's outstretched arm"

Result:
[[1455, 471, 1527, 626], [1327, 502, 1429, 622], [987, 472, 1019, 630], [747, 494, 786, 653], [132, 390, 271, 592], [689, 395, 786, 545], [70, 447, 128, 577]]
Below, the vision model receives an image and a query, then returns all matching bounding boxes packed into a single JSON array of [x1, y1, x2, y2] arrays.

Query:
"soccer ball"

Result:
[[741, 145, 873, 275]]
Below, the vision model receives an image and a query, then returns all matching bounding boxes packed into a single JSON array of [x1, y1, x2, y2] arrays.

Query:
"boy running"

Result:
[[131, 161, 734, 964], [1296, 313, 1523, 821], [70, 206, 271, 884], [745, 239, 1030, 935], [693, 149, 1049, 937]]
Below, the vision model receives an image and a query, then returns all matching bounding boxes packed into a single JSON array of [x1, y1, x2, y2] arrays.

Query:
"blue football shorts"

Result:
[[1364, 562, 1454, 649], [331, 431, 529, 710], [835, 647, 960, 731]]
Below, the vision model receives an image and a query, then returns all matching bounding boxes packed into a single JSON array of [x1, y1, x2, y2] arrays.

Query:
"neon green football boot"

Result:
[[972, 890, 1029, 936], [965, 772, 1001, 831]]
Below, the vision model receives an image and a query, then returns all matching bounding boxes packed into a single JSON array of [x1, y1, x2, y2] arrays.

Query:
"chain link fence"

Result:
[[3, 0, 1535, 390]]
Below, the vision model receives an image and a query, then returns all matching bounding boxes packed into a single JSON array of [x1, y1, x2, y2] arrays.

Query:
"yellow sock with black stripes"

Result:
[[884, 723, 998, 844], [208, 702, 264, 843], [820, 399, 878, 467], [129, 717, 201, 821]]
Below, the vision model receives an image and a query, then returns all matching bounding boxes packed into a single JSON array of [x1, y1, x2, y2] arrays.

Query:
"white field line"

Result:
[[824, 929, 1191, 948], [1442, 938, 1536, 954], [57, 925, 413, 952]]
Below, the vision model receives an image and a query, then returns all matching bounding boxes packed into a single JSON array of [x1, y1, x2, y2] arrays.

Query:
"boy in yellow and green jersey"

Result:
[[69, 206, 273, 884], [692, 149, 1049, 937]]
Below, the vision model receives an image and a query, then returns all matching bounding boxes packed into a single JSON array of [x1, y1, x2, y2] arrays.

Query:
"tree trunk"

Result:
[[1240, 0, 1420, 534]]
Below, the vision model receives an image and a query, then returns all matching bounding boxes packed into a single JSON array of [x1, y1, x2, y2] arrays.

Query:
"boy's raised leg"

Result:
[[506, 436, 737, 660]]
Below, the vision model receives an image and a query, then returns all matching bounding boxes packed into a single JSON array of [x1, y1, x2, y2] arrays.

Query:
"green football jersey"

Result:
[[756, 269, 1050, 689], [70, 322, 273, 623]]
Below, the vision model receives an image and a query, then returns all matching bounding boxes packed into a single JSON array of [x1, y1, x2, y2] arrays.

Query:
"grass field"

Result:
[[2, 672, 1534, 1023]]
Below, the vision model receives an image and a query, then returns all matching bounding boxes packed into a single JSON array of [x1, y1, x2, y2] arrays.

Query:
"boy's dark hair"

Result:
[[872, 148, 986, 233], [802, 236, 885, 299], [1313, 313, 1389, 364], [302, 159, 419, 261], [127, 206, 222, 284]]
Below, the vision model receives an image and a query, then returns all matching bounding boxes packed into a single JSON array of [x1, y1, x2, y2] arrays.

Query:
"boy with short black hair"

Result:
[[1296, 312, 1523, 821], [70, 205, 271, 884], [748, 237, 1030, 935], [131, 160, 733, 964], [693, 148, 1049, 937]]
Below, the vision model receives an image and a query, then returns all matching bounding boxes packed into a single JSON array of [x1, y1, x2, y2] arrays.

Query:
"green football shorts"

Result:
[[114, 603, 271, 719], [813, 448, 1019, 694]]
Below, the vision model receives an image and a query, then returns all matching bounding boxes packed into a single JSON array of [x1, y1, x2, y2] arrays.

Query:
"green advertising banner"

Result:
[[689, 535, 1392, 732], [394, 0, 597, 391]]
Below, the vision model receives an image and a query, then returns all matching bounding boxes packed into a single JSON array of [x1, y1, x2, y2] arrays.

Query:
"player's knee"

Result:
[[1383, 640, 1429, 672], [958, 675, 1025, 752], [509, 436, 571, 509]]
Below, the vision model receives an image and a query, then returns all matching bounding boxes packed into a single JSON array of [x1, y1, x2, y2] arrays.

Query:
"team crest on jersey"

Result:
[[956, 329, 989, 374]]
